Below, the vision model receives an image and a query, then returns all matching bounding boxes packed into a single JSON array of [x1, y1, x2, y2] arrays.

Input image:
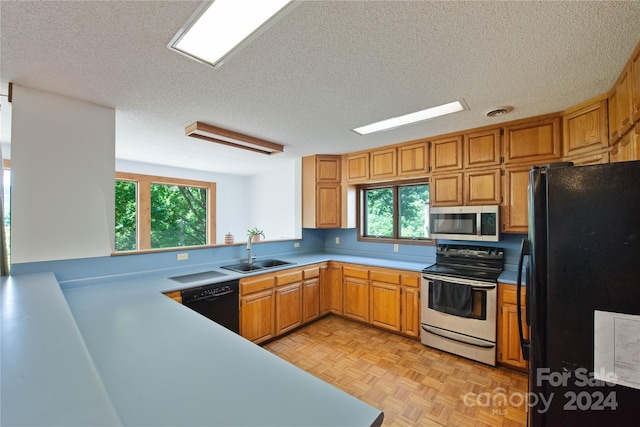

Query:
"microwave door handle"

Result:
[[517, 238, 530, 361]]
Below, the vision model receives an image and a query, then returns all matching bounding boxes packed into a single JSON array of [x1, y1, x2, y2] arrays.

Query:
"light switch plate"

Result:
[[393, 244, 399, 252], [335, 237, 340, 244]]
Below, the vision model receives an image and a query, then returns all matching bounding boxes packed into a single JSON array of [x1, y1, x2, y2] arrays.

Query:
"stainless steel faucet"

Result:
[[247, 239, 256, 265]]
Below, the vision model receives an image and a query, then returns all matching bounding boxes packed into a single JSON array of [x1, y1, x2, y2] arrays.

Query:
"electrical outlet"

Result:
[[335, 236, 340, 245], [393, 244, 399, 252], [294, 242, 300, 248], [176, 253, 188, 261]]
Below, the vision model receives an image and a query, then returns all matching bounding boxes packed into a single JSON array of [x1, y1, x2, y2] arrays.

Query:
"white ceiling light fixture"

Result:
[[168, 0, 297, 69], [185, 121, 284, 155], [352, 100, 468, 135]]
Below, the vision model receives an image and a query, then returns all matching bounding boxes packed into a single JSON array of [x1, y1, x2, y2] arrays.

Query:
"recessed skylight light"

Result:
[[352, 100, 468, 135], [168, 0, 296, 69]]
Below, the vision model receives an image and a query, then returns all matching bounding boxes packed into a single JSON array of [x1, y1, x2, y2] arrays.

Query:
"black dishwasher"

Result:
[[180, 279, 239, 334]]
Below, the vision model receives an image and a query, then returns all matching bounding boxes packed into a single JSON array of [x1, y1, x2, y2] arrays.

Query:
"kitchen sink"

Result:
[[169, 270, 228, 283], [221, 259, 295, 273]]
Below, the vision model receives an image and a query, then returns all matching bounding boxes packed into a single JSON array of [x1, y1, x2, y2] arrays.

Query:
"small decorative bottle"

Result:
[[224, 232, 234, 244]]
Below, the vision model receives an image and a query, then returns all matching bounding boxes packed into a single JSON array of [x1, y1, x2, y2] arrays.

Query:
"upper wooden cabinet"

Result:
[[430, 172, 463, 207], [398, 141, 429, 177], [610, 124, 639, 163], [503, 116, 562, 165], [608, 87, 620, 144], [502, 165, 531, 233], [632, 43, 640, 123], [562, 94, 609, 158], [463, 128, 502, 169], [370, 147, 397, 180], [302, 155, 343, 229], [613, 63, 634, 138], [431, 135, 463, 172], [464, 168, 502, 206], [316, 156, 341, 183], [346, 152, 369, 183]]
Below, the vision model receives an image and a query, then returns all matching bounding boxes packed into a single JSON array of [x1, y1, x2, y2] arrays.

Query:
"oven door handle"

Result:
[[422, 274, 496, 288], [421, 325, 495, 349]]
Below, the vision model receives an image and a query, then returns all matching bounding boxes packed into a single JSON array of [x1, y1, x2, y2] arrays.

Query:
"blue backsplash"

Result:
[[11, 227, 526, 288]]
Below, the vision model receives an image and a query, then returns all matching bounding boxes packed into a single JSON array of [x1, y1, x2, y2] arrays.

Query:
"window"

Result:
[[115, 172, 216, 252], [359, 181, 431, 243]]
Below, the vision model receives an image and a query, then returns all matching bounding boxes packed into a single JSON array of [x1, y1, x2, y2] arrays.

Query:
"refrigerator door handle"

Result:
[[517, 238, 531, 361]]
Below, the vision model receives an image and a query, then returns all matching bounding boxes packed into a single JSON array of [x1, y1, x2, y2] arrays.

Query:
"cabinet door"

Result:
[[370, 147, 397, 180], [562, 95, 609, 158], [431, 135, 462, 172], [398, 141, 429, 177], [608, 88, 620, 144], [616, 64, 634, 137], [401, 286, 420, 338], [616, 131, 635, 162], [503, 117, 561, 165], [343, 277, 369, 323], [370, 281, 401, 332], [564, 151, 610, 167], [329, 264, 343, 315], [632, 44, 640, 123], [464, 128, 501, 169], [503, 166, 530, 233], [498, 303, 528, 370], [431, 172, 463, 206], [316, 156, 341, 183], [346, 153, 369, 182], [303, 277, 320, 323], [275, 282, 303, 335], [464, 168, 501, 206], [316, 184, 341, 228], [241, 289, 275, 344], [319, 265, 331, 316]]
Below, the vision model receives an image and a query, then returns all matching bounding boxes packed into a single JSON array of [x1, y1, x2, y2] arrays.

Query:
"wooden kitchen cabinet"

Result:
[[503, 165, 531, 233], [430, 172, 463, 206], [275, 282, 303, 335], [610, 126, 639, 163], [464, 168, 502, 206], [398, 141, 429, 177], [431, 135, 463, 172], [163, 290, 182, 304], [608, 87, 620, 144], [503, 116, 562, 165], [346, 152, 369, 183], [329, 262, 344, 315], [370, 147, 397, 180], [498, 283, 528, 371], [613, 63, 634, 138], [463, 128, 502, 169], [302, 155, 342, 228], [240, 273, 277, 344], [342, 266, 369, 323], [562, 94, 609, 158], [369, 269, 401, 332], [632, 42, 640, 123], [302, 266, 321, 323], [401, 273, 421, 338]]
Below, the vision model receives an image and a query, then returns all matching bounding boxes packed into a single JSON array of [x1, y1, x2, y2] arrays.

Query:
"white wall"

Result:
[[11, 86, 115, 263], [247, 158, 302, 240], [116, 159, 250, 244]]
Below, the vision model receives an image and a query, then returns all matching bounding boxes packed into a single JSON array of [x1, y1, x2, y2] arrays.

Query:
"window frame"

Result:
[[357, 179, 433, 245], [115, 172, 216, 253]]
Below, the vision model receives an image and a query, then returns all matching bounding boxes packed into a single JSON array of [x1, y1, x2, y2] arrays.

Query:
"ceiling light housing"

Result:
[[352, 100, 468, 135], [168, 0, 297, 69], [185, 122, 284, 155]]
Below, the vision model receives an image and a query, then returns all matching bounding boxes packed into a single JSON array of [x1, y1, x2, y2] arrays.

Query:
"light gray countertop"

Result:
[[5, 252, 430, 427]]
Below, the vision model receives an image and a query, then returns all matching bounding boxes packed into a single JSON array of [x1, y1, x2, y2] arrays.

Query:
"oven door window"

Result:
[[428, 280, 487, 320]]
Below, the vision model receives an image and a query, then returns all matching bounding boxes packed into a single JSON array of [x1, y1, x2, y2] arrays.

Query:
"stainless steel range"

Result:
[[421, 244, 504, 366]]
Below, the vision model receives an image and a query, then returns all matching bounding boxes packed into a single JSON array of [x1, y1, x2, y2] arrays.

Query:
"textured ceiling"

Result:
[[1, 1, 640, 176]]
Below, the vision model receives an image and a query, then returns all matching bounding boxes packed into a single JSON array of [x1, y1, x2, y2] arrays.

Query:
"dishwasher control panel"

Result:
[[180, 280, 239, 303]]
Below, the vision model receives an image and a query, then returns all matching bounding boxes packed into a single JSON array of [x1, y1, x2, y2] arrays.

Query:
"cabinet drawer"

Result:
[[499, 283, 526, 305], [369, 270, 400, 285], [343, 266, 369, 279], [241, 275, 275, 295], [277, 270, 303, 286], [401, 274, 420, 288], [303, 266, 320, 279]]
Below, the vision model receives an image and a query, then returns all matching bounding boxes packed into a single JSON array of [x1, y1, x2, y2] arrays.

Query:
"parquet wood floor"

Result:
[[264, 315, 528, 427]]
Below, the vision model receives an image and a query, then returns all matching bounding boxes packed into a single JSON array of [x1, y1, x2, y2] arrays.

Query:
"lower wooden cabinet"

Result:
[[163, 290, 182, 304], [400, 275, 421, 338], [241, 288, 276, 344], [329, 263, 344, 315], [370, 271, 401, 332], [343, 266, 370, 323], [497, 283, 528, 371], [303, 266, 321, 323], [275, 282, 303, 335]]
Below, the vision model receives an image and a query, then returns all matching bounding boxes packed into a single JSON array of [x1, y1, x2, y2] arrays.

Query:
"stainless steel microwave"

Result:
[[429, 205, 499, 242]]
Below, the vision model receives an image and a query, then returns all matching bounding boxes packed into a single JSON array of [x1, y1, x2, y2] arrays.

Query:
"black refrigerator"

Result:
[[517, 161, 640, 426]]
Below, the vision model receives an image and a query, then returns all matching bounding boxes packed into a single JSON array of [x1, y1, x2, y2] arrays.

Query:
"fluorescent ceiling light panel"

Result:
[[185, 122, 284, 155], [169, 0, 296, 68], [352, 100, 468, 135]]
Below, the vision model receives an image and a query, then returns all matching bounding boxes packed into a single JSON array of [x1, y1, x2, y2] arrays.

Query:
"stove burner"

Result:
[[424, 244, 505, 283]]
